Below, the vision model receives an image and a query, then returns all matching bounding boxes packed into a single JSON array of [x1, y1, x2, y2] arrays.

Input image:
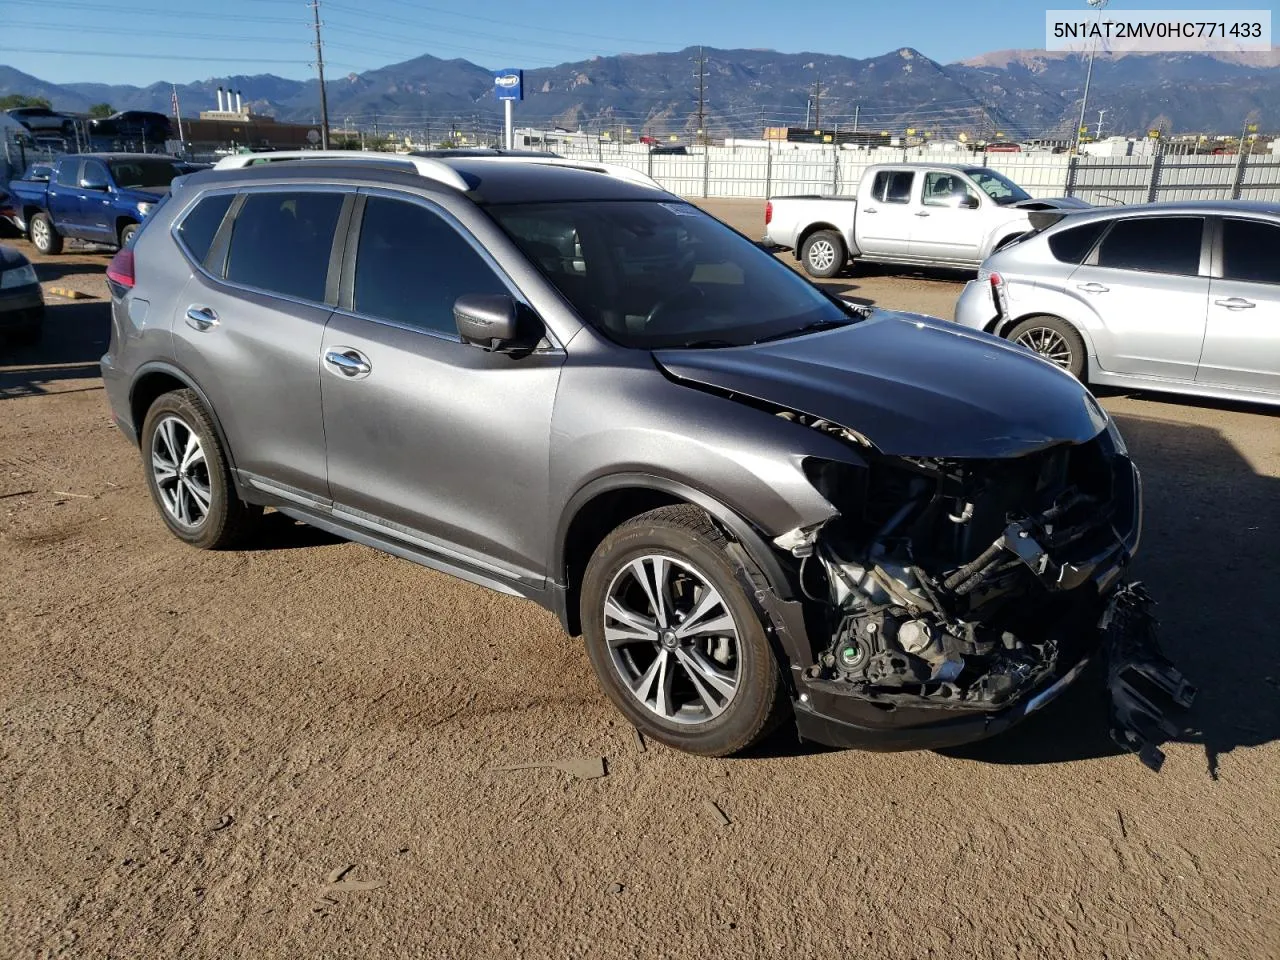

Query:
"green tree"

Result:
[[88, 103, 115, 119], [0, 94, 52, 110]]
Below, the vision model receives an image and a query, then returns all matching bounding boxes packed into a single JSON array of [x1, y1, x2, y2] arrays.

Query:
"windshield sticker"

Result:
[[660, 202, 699, 217]]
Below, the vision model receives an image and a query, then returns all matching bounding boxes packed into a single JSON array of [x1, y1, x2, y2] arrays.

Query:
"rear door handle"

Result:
[[1214, 297, 1255, 310], [324, 347, 372, 378], [914, 211, 931, 217], [185, 305, 219, 331], [1077, 282, 1109, 294], [863, 207, 877, 214]]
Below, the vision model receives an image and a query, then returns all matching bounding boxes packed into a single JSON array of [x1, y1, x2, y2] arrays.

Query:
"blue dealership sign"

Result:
[[493, 69, 524, 101]]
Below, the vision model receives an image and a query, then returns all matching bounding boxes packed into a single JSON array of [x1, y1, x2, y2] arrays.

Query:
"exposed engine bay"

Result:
[[773, 411, 1195, 770]]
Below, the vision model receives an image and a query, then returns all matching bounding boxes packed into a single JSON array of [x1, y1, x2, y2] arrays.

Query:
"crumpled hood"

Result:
[[653, 311, 1109, 459]]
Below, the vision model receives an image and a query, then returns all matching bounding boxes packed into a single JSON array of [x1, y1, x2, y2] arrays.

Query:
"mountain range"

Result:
[[2, 45, 1277, 140]]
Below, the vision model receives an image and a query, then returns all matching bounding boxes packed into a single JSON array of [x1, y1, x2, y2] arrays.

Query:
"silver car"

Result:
[[953, 201, 1280, 406]]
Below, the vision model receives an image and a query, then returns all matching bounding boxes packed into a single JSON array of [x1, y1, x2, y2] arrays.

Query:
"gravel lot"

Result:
[[1, 204, 1277, 959]]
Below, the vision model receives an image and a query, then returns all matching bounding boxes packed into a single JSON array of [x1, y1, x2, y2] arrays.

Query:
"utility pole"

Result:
[[309, 0, 331, 149], [812, 69, 823, 129], [692, 45, 707, 145], [1074, 0, 1109, 155], [1095, 107, 1107, 141]]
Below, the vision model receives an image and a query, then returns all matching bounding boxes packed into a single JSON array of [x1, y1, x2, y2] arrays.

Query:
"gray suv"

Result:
[[100, 153, 1192, 764]]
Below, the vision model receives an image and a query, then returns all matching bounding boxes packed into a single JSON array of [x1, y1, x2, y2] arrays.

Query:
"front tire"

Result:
[[29, 213, 62, 255], [580, 505, 786, 756], [1007, 314, 1087, 380], [800, 229, 846, 279], [140, 389, 262, 549], [119, 222, 139, 248]]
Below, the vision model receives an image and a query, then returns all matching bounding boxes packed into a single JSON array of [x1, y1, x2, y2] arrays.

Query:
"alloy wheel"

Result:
[[150, 415, 212, 528], [808, 239, 837, 272], [1015, 326, 1074, 369], [603, 554, 741, 725], [31, 218, 50, 250]]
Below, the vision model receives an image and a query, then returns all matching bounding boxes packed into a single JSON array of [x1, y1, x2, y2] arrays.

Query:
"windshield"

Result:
[[108, 159, 180, 190], [963, 168, 1031, 205], [486, 200, 856, 348]]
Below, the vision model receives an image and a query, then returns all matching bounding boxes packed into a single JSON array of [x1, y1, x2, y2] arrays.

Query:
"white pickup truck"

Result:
[[764, 162, 1088, 278]]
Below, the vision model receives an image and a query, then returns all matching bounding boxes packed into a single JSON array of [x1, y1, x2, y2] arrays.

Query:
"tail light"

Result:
[[106, 248, 135, 290], [988, 271, 1010, 316], [765, 200, 773, 226]]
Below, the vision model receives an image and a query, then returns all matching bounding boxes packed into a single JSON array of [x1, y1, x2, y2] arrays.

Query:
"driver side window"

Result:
[[922, 172, 977, 208]]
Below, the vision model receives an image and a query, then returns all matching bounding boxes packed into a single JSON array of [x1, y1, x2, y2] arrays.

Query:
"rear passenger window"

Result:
[[1047, 221, 1107, 264], [1095, 217, 1203, 276], [55, 161, 81, 188], [225, 192, 343, 303], [176, 193, 233, 265], [353, 196, 507, 336], [1221, 218, 1280, 284], [871, 171, 914, 204]]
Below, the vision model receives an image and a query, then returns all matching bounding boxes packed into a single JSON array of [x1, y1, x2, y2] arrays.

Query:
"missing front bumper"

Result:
[[1102, 582, 1197, 772], [791, 581, 1195, 770]]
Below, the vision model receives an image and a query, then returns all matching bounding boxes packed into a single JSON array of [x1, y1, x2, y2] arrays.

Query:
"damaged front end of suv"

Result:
[[775, 411, 1194, 771], [656, 313, 1195, 769]]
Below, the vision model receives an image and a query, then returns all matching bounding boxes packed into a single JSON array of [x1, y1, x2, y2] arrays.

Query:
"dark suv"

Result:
[[99, 152, 1192, 763]]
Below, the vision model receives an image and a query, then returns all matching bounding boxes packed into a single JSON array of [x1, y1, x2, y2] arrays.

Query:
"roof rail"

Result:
[[467, 155, 664, 190], [212, 151, 471, 192]]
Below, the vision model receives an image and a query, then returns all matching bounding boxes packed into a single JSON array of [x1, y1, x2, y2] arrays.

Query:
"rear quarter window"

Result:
[[175, 193, 234, 264], [1047, 220, 1108, 264]]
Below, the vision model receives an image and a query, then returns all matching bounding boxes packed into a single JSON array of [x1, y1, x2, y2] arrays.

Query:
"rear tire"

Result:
[[1006, 314, 1087, 380], [29, 213, 62, 255], [800, 229, 846, 279], [140, 389, 263, 550], [580, 505, 787, 757]]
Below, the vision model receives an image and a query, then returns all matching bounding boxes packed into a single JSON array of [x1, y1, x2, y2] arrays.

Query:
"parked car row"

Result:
[[6, 107, 173, 144]]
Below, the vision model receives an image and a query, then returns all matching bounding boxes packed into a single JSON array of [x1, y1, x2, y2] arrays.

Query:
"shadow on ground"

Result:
[[0, 300, 111, 398], [34, 260, 110, 283], [748, 406, 1280, 777]]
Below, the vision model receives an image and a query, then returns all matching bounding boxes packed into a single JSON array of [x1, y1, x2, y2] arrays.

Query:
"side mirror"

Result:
[[454, 293, 540, 353], [961, 194, 980, 209], [79, 177, 108, 192]]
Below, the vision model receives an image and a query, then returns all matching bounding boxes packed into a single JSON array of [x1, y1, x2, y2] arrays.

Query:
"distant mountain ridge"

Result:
[[3, 44, 1278, 139]]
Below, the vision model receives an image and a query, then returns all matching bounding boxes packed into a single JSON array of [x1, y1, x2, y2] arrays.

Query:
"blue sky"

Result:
[[2, 0, 1262, 86]]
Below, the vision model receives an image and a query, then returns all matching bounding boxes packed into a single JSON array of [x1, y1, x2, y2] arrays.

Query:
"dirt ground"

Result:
[[1, 207, 1278, 959]]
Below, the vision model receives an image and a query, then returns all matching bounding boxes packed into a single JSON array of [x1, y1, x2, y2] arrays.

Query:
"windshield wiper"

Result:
[[677, 338, 740, 349], [753, 319, 854, 344]]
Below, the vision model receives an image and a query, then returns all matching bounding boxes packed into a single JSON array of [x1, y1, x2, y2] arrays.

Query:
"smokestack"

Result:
[[216, 87, 225, 112], [235, 90, 243, 114]]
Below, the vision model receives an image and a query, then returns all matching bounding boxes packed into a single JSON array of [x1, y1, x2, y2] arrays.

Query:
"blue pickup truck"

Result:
[[8, 153, 185, 255]]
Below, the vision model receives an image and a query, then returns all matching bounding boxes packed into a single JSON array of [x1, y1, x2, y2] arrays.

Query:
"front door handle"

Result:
[[1077, 282, 1110, 294], [324, 348, 372, 377], [1214, 297, 1255, 310], [914, 211, 931, 217], [185, 305, 219, 331], [863, 207, 878, 214]]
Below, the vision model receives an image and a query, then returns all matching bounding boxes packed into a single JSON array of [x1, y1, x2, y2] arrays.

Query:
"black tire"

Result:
[[1006, 314, 1087, 381], [140, 389, 262, 550], [580, 505, 787, 757], [119, 222, 139, 248], [29, 212, 62, 255], [800, 229, 846, 279]]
